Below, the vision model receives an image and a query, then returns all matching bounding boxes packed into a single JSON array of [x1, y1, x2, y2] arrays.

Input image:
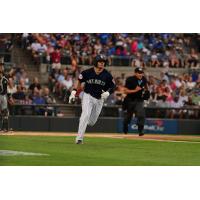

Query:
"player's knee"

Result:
[[80, 115, 90, 123], [88, 121, 95, 126]]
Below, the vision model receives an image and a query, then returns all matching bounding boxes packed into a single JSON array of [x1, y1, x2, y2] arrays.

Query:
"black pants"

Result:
[[123, 100, 145, 133]]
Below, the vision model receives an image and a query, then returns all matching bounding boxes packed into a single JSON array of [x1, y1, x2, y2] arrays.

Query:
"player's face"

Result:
[[97, 61, 105, 69], [135, 72, 143, 79]]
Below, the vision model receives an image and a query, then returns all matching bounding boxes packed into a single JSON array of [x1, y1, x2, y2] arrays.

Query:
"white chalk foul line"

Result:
[[0, 150, 49, 156]]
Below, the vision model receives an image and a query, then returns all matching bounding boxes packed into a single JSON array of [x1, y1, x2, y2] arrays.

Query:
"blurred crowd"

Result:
[[0, 34, 13, 63], [109, 69, 200, 119], [4, 65, 57, 116], [0, 34, 13, 52], [45, 60, 200, 117], [1, 34, 200, 119], [6, 63, 199, 118], [20, 33, 200, 68]]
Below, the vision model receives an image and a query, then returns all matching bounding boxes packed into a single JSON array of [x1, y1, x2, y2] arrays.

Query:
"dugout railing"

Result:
[[9, 104, 200, 119]]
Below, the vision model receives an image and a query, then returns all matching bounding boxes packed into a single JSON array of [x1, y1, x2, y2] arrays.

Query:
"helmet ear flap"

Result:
[[93, 58, 98, 67]]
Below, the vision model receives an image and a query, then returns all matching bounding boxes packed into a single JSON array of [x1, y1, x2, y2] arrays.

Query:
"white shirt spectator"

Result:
[[186, 81, 196, 90], [7, 85, 17, 94], [170, 100, 183, 108], [134, 58, 141, 67], [179, 96, 188, 106], [94, 43, 102, 53], [57, 74, 65, 83], [31, 42, 41, 52], [62, 78, 73, 90], [175, 78, 182, 88], [151, 54, 158, 61], [38, 44, 47, 53], [162, 74, 169, 83], [22, 33, 29, 38]]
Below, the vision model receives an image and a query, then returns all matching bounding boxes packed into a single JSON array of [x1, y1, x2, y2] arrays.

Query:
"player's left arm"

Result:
[[101, 75, 116, 100], [107, 76, 116, 94]]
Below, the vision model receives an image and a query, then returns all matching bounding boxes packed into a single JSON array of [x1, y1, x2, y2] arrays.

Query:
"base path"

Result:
[[2, 131, 200, 143]]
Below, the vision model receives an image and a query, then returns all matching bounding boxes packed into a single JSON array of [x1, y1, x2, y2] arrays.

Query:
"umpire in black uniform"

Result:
[[122, 67, 150, 136]]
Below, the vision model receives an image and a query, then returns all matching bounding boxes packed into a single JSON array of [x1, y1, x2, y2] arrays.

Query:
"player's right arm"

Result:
[[68, 80, 82, 104], [68, 72, 85, 103]]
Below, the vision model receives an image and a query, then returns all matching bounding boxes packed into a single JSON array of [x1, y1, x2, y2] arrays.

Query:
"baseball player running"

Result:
[[69, 54, 115, 144], [0, 64, 9, 132]]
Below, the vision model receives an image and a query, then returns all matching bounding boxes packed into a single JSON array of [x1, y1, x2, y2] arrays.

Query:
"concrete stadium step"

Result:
[[12, 42, 42, 83], [57, 105, 77, 117]]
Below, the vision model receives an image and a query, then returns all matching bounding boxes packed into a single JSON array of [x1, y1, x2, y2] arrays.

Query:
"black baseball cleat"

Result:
[[123, 127, 128, 135], [76, 140, 83, 144], [138, 125, 144, 136], [139, 131, 144, 136]]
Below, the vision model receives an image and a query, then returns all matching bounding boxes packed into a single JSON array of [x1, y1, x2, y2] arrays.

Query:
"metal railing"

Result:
[[39, 55, 136, 67], [9, 104, 200, 119]]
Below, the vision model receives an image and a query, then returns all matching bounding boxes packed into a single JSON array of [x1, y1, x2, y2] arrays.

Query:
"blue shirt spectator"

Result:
[[32, 95, 45, 104], [99, 34, 110, 45], [108, 46, 116, 56], [138, 41, 144, 50]]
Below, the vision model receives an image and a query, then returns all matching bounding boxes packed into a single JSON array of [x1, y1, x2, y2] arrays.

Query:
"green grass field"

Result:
[[1, 135, 200, 166]]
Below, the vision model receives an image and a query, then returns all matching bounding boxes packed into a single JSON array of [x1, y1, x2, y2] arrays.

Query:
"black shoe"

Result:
[[123, 127, 128, 135], [76, 140, 83, 144], [138, 125, 144, 136], [139, 132, 144, 136]]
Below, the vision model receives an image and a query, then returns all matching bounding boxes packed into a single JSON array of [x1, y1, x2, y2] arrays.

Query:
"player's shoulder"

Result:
[[81, 67, 93, 74], [126, 76, 136, 81], [79, 67, 93, 80]]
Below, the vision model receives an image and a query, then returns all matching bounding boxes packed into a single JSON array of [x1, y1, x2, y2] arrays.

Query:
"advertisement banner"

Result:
[[117, 118, 178, 134]]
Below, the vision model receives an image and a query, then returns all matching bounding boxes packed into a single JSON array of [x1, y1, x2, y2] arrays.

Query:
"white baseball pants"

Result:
[[76, 92, 104, 141]]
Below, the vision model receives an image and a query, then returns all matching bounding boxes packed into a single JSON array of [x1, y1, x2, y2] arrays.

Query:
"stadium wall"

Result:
[[7, 116, 200, 135]]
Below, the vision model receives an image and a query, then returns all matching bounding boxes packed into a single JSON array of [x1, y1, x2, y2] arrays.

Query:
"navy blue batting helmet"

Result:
[[93, 54, 108, 67]]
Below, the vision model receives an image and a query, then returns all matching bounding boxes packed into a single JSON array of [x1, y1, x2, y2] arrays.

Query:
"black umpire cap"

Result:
[[135, 67, 144, 74]]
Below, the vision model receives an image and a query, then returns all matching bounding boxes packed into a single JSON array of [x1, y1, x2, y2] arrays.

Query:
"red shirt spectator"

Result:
[[131, 40, 138, 54], [51, 49, 61, 64]]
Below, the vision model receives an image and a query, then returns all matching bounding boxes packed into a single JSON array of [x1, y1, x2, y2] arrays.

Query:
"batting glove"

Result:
[[101, 90, 110, 100], [69, 90, 77, 103]]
